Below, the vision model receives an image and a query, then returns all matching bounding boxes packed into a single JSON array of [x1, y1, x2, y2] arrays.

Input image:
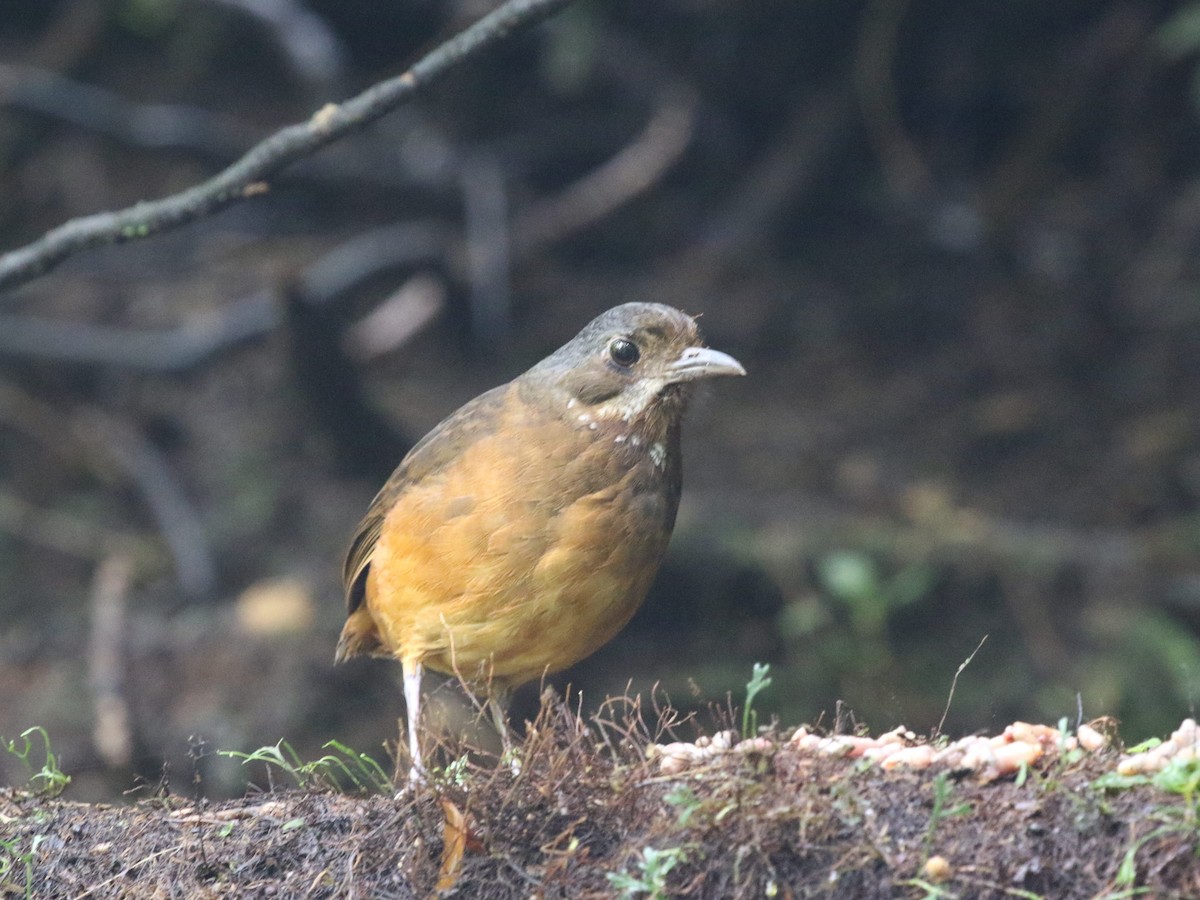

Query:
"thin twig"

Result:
[[935, 634, 988, 738], [0, 0, 576, 293], [0, 221, 451, 371]]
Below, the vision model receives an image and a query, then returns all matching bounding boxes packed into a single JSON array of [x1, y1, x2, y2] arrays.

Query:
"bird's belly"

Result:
[[365, 445, 675, 689]]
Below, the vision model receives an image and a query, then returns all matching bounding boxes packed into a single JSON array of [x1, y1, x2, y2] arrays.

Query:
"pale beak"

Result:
[[667, 346, 746, 382]]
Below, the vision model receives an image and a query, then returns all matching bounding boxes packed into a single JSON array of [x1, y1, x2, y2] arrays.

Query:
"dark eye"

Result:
[[608, 338, 640, 367]]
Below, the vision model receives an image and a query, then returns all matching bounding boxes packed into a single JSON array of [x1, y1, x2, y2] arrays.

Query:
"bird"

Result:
[[335, 302, 744, 780]]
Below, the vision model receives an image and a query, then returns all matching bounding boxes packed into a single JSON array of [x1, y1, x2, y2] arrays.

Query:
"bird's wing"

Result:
[[341, 384, 511, 615]]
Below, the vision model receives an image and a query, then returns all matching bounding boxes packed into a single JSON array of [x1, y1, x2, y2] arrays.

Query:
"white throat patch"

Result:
[[591, 376, 666, 423]]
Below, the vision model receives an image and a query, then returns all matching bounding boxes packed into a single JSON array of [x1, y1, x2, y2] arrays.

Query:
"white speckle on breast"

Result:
[[577, 413, 591, 423], [567, 398, 576, 409], [650, 442, 666, 468], [614, 434, 627, 444], [630, 435, 642, 447]]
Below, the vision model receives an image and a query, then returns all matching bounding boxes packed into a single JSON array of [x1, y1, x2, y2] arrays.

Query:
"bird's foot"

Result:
[[392, 764, 426, 799]]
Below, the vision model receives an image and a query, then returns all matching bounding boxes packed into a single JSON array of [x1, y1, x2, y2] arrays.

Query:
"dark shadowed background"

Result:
[[1, 0, 1199, 800]]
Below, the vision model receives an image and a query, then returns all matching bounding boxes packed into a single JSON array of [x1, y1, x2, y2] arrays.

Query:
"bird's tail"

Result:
[[334, 607, 383, 663]]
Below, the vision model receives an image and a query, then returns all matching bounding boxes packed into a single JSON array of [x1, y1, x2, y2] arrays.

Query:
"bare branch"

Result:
[[0, 292, 276, 372], [0, 62, 253, 158], [0, 62, 461, 190], [0, 0, 575, 294]]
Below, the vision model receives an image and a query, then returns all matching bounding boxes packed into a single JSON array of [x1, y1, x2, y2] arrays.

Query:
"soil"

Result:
[[4, 700, 1198, 899]]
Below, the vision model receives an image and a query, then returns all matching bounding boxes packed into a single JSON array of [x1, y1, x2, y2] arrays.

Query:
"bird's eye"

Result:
[[608, 338, 640, 367]]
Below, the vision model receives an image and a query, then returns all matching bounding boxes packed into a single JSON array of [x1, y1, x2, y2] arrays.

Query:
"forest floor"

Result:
[[4, 695, 1199, 899]]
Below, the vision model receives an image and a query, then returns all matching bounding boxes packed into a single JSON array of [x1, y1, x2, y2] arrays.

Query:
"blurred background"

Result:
[[1, 0, 1199, 800]]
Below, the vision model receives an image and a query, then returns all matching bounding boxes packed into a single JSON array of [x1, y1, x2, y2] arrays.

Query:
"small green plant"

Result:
[[1114, 818, 1191, 893], [742, 663, 773, 738], [320, 740, 394, 793], [1037, 716, 1085, 781], [1091, 770, 1149, 792], [1153, 757, 1200, 808], [0, 834, 44, 900], [1092, 754, 1200, 891], [2, 727, 71, 797], [1127, 737, 1163, 754], [436, 754, 472, 788], [607, 846, 687, 899], [219, 739, 392, 793], [922, 771, 972, 857], [664, 785, 702, 827], [1093, 755, 1200, 810]]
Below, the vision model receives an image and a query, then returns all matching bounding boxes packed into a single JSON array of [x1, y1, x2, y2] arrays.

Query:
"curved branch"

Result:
[[0, 0, 574, 294], [513, 85, 697, 257], [0, 292, 276, 371], [0, 62, 253, 158]]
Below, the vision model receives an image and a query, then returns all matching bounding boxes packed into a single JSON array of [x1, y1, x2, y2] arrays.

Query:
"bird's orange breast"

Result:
[[363, 386, 678, 690]]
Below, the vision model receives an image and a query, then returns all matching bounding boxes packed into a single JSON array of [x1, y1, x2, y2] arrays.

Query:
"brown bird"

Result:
[[336, 302, 744, 778]]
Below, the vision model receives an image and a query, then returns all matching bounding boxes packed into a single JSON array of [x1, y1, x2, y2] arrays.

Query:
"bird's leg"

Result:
[[486, 689, 521, 774], [486, 693, 510, 752], [401, 659, 425, 787]]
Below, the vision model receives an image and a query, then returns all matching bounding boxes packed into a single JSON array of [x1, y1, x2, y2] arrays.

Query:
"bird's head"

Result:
[[523, 302, 745, 424]]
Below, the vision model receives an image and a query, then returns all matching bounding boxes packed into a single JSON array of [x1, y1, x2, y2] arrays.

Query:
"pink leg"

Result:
[[486, 692, 512, 754], [487, 690, 521, 775], [402, 659, 424, 784]]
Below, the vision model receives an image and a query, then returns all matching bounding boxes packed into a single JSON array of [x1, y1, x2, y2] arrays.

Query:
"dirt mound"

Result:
[[3, 698, 1197, 898]]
